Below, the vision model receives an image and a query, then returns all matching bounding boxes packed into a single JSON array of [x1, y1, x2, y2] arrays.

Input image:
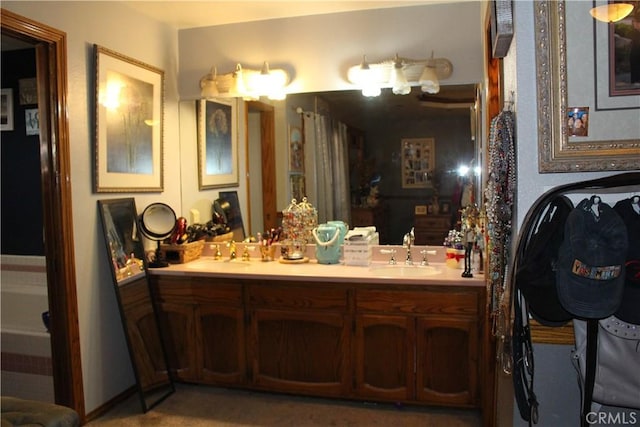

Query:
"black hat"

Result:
[[613, 196, 640, 325], [516, 195, 574, 326], [556, 196, 628, 319]]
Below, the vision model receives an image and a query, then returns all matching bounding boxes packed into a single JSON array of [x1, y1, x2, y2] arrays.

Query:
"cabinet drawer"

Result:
[[248, 284, 348, 311], [151, 276, 242, 307], [414, 215, 450, 229], [356, 290, 478, 316]]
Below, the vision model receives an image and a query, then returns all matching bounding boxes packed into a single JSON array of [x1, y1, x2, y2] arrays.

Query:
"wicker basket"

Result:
[[159, 240, 204, 264]]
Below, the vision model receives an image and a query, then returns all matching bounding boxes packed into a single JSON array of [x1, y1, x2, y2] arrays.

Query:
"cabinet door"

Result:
[[416, 316, 479, 406], [119, 278, 172, 389], [197, 304, 246, 385], [155, 301, 198, 382], [354, 314, 415, 401], [249, 308, 350, 397]]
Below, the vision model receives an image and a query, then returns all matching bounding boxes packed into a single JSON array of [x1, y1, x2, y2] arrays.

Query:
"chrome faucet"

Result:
[[403, 227, 415, 265]]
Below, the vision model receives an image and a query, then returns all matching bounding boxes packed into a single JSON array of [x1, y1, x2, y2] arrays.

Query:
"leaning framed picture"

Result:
[[197, 98, 238, 189], [94, 45, 164, 192]]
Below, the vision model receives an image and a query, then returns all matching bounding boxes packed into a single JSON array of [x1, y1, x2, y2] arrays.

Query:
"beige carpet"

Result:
[[86, 383, 481, 426]]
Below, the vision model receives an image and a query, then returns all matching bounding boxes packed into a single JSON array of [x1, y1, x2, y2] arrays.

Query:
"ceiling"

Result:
[[3, 1, 477, 122], [120, 1, 465, 30]]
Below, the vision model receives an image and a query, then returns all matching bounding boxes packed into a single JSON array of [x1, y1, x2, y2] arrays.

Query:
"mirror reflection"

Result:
[[248, 84, 480, 245], [97, 198, 175, 412]]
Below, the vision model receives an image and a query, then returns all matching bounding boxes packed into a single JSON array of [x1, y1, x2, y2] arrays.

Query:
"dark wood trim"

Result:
[[530, 320, 575, 345], [1, 8, 85, 422]]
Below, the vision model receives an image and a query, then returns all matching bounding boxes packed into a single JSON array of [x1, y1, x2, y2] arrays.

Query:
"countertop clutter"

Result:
[[148, 243, 484, 287]]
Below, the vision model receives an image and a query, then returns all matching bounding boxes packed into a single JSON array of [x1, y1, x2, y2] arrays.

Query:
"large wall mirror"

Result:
[[97, 198, 174, 412], [272, 84, 482, 244], [535, 0, 640, 172]]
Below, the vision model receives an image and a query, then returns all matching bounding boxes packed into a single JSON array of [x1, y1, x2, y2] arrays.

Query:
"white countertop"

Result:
[[148, 244, 485, 287]]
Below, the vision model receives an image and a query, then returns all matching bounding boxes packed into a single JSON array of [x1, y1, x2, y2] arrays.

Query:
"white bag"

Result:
[[571, 316, 640, 410]]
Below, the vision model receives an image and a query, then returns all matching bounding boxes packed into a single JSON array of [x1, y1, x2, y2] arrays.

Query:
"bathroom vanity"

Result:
[[147, 249, 487, 412]]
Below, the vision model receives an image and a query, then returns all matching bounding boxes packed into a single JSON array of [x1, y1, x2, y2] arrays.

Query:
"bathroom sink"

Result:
[[368, 263, 441, 277], [184, 259, 253, 270]]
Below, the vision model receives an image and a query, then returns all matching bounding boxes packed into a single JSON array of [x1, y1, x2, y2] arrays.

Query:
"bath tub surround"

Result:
[[1, 254, 54, 402]]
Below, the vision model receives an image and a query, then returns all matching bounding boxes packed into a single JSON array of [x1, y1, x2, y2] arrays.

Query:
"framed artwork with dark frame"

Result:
[[197, 98, 238, 189], [94, 45, 164, 192], [401, 138, 435, 189]]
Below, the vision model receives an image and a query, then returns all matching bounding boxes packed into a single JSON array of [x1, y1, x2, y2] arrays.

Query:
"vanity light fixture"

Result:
[[347, 52, 452, 97], [391, 54, 411, 95], [589, 3, 634, 22], [356, 55, 381, 97], [199, 67, 219, 99], [198, 62, 291, 100]]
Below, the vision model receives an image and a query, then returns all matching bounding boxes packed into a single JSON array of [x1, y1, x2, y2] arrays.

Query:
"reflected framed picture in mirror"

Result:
[[97, 198, 174, 412], [401, 138, 435, 189], [197, 98, 239, 189]]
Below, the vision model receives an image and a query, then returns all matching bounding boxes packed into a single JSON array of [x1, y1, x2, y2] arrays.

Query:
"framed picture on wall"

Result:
[[289, 125, 304, 173], [25, 108, 39, 136], [1, 88, 14, 131], [93, 45, 164, 192], [289, 173, 306, 202], [401, 138, 435, 189], [197, 98, 238, 189]]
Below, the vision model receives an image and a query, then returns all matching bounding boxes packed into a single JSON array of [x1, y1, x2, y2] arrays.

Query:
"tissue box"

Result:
[[343, 232, 379, 266]]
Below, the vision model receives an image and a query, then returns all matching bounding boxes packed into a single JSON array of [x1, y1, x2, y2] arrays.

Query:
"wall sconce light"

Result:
[[198, 61, 291, 100], [347, 52, 453, 97], [589, 3, 634, 22]]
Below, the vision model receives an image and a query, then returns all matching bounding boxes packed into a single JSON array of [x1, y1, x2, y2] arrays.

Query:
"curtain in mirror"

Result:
[[304, 113, 350, 224]]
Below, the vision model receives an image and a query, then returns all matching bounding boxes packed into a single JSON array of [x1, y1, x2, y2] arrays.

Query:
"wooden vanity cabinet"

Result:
[[246, 283, 351, 397], [354, 288, 481, 407], [149, 275, 246, 385], [149, 273, 484, 411]]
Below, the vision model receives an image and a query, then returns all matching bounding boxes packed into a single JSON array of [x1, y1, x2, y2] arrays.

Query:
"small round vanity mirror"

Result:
[[140, 202, 177, 268]]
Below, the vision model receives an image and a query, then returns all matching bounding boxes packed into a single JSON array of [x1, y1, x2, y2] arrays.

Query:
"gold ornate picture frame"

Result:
[[534, 1, 640, 173], [94, 45, 164, 192]]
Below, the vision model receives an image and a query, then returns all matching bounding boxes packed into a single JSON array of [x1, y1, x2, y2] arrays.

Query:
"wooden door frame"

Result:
[[246, 101, 278, 231], [1, 8, 85, 421]]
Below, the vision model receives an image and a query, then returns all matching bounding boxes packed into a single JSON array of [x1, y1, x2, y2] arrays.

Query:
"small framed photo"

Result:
[[25, 108, 39, 136], [415, 205, 427, 215], [441, 202, 451, 214], [289, 126, 304, 173], [289, 173, 306, 202], [1, 88, 14, 131], [19, 78, 38, 105], [197, 98, 239, 189]]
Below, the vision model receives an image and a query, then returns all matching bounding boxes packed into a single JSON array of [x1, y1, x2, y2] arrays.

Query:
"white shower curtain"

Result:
[[303, 112, 350, 225]]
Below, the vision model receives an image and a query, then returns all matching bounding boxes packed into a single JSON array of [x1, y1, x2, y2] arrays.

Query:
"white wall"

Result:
[[177, 2, 484, 98], [3, 1, 181, 413], [4, 0, 634, 422]]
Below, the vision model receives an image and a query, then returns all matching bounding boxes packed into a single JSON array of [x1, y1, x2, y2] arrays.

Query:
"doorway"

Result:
[[1, 8, 85, 421]]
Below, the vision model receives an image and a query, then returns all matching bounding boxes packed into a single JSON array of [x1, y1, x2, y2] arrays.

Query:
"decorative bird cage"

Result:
[[281, 197, 317, 261]]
